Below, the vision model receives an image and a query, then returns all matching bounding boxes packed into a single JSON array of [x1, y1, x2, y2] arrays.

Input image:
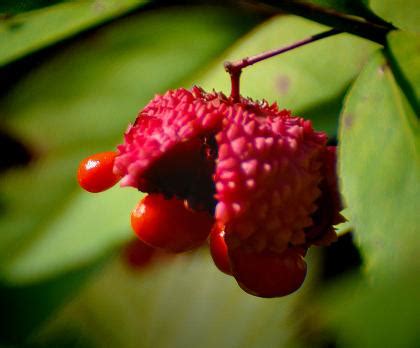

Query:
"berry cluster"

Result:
[[77, 87, 344, 298]]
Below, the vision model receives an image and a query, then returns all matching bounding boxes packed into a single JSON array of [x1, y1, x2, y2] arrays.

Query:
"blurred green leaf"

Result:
[[339, 51, 419, 276], [319, 262, 420, 347], [0, 6, 259, 284], [365, 0, 420, 32], [0, 0, 64, 15], [35, 251, 308, 348], [387, 30, 420, 113], [194, 15, 379, 136], [0, 258, 105, 345], [0, 0, 148, 66]]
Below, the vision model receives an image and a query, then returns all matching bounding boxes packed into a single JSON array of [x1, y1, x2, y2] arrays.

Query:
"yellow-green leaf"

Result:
[[339, 51, 420, 276]]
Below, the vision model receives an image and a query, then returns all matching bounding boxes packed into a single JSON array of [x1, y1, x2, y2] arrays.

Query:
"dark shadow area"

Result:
[[0, 129, 33, 172], [320, 232, 362, 282], [327, 136, 337, 146], [385, 45, 419, 118]]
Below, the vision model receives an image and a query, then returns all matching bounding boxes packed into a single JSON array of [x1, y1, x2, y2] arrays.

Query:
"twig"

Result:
[[224, 28, 341, 101]]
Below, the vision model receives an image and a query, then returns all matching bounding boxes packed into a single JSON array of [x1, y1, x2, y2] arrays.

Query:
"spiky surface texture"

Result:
[[214, 103, 328, 253], [114, 87, 223, 212], [114, 87, 341, 253]]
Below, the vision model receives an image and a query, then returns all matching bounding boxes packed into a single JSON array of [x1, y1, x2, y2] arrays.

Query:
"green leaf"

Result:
[[339, 51, 420, 276], [366, 0, 420, 32], [387, 30, 420, 113], [0, 0, 148, 66], [0, 6, 259, 284], [194, 15, 379, 136], [310, 47, 420, 348], [35, 251, 307, 348], [318, 47, 420, 345]]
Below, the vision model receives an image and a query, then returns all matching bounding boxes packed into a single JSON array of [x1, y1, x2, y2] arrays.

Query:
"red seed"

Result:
[[209, 225, 232, 275], [77, 151, 120, 193], [122, 238, 156, 270], [228, 247, 307, 298], [131, 194, 214, 253]]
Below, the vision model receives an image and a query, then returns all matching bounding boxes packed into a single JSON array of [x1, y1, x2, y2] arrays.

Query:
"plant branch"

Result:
[[224, 28, 341, 101], [242, 0, 394, 45]]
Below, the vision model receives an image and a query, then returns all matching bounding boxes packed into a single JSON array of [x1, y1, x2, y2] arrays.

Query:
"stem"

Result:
[[224, 28, 341, 101], [242, 0, 393, 45]]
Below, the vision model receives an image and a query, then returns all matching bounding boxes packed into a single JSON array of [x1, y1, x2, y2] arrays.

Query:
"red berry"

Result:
[[130, 194, 214, 253], [77, 151, 120, 193], [122, 238, 156, 270], [228, 247, 307, 298], [209, 225, 231, 275]]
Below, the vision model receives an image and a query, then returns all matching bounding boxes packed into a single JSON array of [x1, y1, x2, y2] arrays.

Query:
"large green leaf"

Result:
[[387, 30, 420, 113], [366, 0, 420, 32], [313, 50, 420, 348], [339, 51, 419, 275], [0, 6, 259, 284], [34, 251, 312, 348], [194, 15, 379, 136], [0, 0, 148, 66]]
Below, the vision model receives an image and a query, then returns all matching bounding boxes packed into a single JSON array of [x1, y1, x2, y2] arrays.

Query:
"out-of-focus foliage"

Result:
[[0, 0, 146, 66], [34, 250, 314, 348], [0, 0, 148, 66], [0, 0, 418, 347], [0, 256, 106, 344]]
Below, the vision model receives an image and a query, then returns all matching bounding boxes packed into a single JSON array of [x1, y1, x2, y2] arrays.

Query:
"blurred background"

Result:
[[0, 1, 418, 347]]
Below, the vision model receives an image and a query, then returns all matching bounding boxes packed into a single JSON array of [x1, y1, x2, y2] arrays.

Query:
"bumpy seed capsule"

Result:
[[79, 87, 344, 298]]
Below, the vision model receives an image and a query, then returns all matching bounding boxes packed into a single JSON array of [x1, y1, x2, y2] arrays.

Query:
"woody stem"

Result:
[[224, 28, 341, 102]]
